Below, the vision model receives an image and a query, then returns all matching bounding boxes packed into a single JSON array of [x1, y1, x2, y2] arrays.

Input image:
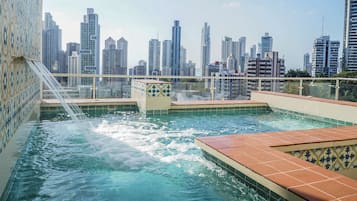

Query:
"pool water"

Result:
[[4, 111, 337, 201]]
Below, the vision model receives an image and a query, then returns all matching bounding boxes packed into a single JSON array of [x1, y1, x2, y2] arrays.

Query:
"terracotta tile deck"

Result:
[[196, 126, 357, 201]]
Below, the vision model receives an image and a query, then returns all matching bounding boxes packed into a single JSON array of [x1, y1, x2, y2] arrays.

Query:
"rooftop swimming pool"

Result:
[[3, 109, 341, 201]]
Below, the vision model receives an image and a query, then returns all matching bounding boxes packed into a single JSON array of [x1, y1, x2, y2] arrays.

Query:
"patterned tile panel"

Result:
[[288, 145, 357, 172], [0, 0, 42, 154], [146, 83, 171, 97]]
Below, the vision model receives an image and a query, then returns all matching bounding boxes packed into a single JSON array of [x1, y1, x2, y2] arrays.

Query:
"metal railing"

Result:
[[41, 73, 357, 102]]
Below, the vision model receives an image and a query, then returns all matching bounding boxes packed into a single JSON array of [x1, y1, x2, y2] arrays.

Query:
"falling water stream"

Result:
[[26, 60, 85, 120]]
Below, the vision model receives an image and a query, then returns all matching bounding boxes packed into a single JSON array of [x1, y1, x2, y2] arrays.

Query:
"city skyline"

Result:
[[44, 0, 344, 72]]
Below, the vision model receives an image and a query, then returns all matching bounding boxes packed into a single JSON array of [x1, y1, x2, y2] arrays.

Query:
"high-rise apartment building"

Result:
[[311, 36, 340, 77], [261, 33, 273, 58], [102, 37, 119, 83], [180, 46, 187, 70], [171, 20, 181, 77], [343, 0, 357, 71], [221, 36, 233, 62], [162, 40, 172, 76], [232, 41, 240, 60], [80, 8, 100, 84], [250, 45, 257, 59], [102, 37, 127, 84], [247, 51, 285, 95], [105, 37, 116, 49], [66, 42, 80, 57], [130, 60, 147, 76], [148, 39, 161, 75], [68, 51, 81, 87], [65, 42, 80, 76], [201, 22, 211, 76], [238, 37, 247, 73], [239, 37, 246, 57], [303, 53, 312, 75], [42, 12, 62, 73], [117, 37, 128, 69]]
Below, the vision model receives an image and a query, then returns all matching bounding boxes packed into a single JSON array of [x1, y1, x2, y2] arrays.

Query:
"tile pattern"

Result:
[[131, 80, 171, 97], [0, 0, 42, 154], [146, 83, 171, 97], [41, 105, 138, 119], [289, 145, 357, 172]]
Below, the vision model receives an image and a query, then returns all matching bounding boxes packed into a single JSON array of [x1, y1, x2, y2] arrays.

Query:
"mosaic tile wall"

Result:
[[289, 144, 357, 172], [0, 0, 43, 154]]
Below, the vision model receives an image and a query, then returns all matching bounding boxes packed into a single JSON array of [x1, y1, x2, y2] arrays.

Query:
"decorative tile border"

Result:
[[40, 105, 138, 119], [288, 144, 357, 172]]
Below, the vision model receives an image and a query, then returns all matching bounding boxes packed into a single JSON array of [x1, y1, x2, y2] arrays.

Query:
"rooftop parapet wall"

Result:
[[251, 91, 357, 124]]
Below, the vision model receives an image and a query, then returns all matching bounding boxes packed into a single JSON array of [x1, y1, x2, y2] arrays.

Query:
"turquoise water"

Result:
[[4, 111, 336, 201]]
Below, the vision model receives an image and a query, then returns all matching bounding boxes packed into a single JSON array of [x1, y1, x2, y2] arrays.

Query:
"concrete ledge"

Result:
[[171, 100, 268, 110], [41, 98, 137, 107], [251, 91, 357, 124]]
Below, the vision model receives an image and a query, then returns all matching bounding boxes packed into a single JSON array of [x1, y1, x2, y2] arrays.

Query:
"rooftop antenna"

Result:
[[322, 16, 325, 36]]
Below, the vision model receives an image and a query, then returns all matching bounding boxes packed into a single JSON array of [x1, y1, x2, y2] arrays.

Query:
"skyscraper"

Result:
[[65, 42, 80, 76], [80, 8, 100, 84], [102, 37, 127, 84], [42, 12, 62, 73], [130, 60, 147, 76], [162, 40, 172, 76], [239, 37, 246, 57], [102, 37, 119, 83], [201, 22, 210, 76], [239, 37, 247, 72], [311, 36, 340, 77], [66, 42, 80, 57], [105, 37, 116, 49], [117, 37, 128, 69], [222, 37, 240, 71], [148, 39, 161, 75], [171, 20, 181, 77], [180, 46, 187, 70], [303, 53, 312, 75], [221, 36, 233, 62], [68, 51, 81, 87], [250, 45, 257, 58], [261, 33, 273, 58], [343, 0, 357, 71]]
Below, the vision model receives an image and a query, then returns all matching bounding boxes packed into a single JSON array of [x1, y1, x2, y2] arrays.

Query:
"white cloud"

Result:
[[223, 1, 241, 9]]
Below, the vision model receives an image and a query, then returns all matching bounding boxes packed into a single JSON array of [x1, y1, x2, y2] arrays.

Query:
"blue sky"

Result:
[[44, 0, 344, 71]]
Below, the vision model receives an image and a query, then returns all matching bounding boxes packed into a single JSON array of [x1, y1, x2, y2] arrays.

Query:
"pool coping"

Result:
[[195, 126, 357, 201]]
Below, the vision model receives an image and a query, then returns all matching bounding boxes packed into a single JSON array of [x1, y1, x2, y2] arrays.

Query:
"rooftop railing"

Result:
[[42, 73, 357, 103]]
